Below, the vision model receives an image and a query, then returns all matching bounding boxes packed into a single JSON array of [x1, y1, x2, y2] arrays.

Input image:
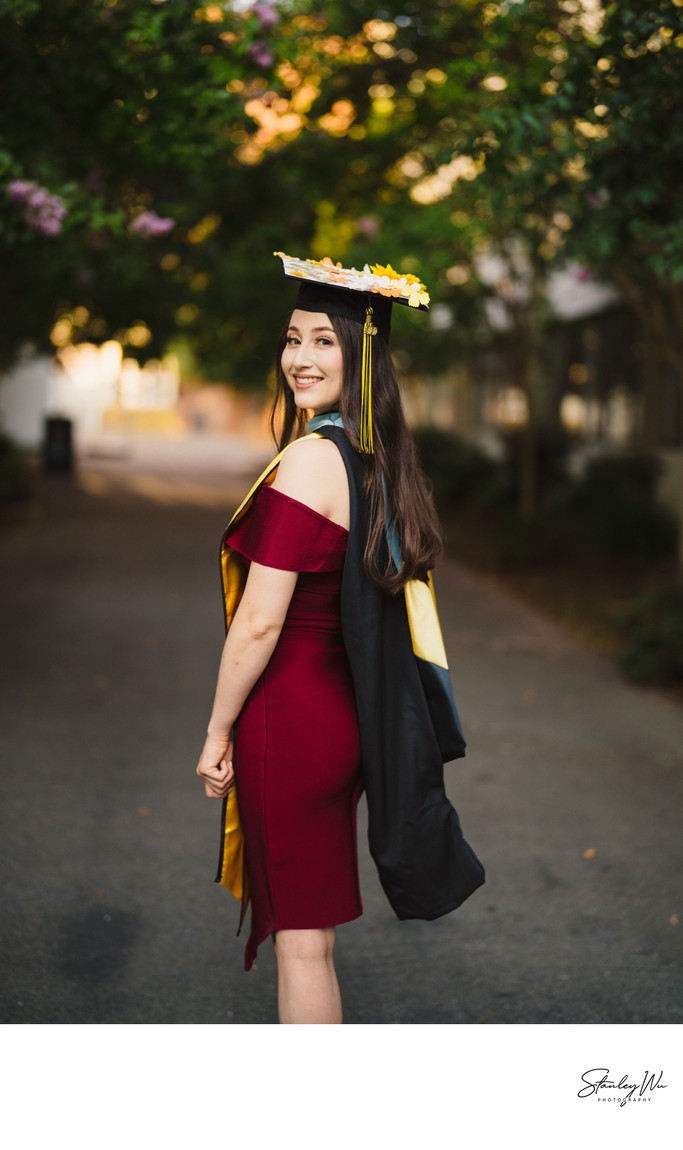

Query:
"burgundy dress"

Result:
[[224, 484, 364, 971]]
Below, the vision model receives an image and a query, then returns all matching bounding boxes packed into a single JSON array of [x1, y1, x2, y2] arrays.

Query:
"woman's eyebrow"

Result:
[[286, 325, 335, 333]]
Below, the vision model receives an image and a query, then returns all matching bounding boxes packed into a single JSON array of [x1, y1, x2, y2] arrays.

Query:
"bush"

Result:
[[415, 433, 679, 578], [0, 432, 34, 503], [490, 503, 572, 569], [498, 425, 573, 508], [567, 452, 677, 571], [413, 427, 502, 514], [576, 452, 662, 498], [618, 579, 683, 684]]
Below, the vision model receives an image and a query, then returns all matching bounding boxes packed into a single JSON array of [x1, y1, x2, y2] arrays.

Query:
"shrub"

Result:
[[413, 427, 502, 514], [618, 579, 683, 683], [490, 503, 572, 569], [567, 452, 677, 571], [498, 425, 573, 508], [415, 434, 679, 578], [575, 452, 662, 498]]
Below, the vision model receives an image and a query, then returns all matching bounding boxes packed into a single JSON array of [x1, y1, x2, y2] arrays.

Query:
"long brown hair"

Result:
[[269, 312, 442, 594]]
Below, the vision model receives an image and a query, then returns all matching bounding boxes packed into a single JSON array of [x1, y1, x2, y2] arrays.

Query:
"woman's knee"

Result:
[[274, 927, 336, 963]]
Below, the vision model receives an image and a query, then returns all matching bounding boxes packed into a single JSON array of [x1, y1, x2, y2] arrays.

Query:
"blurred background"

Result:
[[3, 0, 683, 682], [2, 0, 683, 1026]]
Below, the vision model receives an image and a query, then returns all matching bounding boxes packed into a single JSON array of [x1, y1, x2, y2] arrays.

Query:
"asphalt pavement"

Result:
[[1, 435, 682, 1024]]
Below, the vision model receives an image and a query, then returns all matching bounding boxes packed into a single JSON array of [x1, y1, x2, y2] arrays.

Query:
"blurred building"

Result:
[[0, 341, 271, 456], [407, 264, 682, 519]]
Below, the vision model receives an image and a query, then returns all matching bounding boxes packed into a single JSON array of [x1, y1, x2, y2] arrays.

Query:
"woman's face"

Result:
[[281, 309, 343, 414]]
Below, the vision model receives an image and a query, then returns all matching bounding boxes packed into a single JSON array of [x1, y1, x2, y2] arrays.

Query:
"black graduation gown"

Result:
[[317, 425, 485, 919]]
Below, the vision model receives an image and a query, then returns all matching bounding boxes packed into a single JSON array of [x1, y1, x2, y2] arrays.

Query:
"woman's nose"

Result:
[[292, 344, 313, 366]]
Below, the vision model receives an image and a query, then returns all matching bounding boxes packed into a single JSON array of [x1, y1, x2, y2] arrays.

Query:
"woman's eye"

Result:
[[317, 337, 332, 346], [285, 336, 300, 346]]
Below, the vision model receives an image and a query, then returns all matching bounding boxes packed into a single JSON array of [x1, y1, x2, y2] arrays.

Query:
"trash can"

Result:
[[42, 416, 74, 472]]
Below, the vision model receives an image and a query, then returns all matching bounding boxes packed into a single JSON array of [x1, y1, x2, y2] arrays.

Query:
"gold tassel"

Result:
[[360, 306, 377, 454]]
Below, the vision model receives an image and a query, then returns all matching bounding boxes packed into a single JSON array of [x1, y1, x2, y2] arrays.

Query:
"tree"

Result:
[[3, 1, 683, 547], [0, 1, 519, 383], [1, 0, 318, 380], [529, 0, 683, 558]]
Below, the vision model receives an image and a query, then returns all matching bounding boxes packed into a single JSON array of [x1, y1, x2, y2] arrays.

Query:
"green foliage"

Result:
[[0, 0, 290, 377], [547, 1, 683, 284], [618, 578, 683, 683], [0, 0, 573, 379], [2, 0, 683, 399]]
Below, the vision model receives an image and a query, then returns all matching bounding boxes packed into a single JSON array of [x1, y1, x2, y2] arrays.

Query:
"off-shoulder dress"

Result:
[[224, 483, 364, 970]]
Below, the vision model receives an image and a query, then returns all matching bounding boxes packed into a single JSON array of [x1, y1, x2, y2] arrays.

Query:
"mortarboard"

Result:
[[274, 251, 430, 454]]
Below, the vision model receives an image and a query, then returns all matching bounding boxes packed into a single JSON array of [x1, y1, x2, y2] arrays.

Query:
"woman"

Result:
[[196, 253, 484, 1024]]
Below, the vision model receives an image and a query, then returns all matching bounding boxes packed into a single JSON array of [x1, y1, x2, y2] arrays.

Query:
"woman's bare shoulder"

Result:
[[274, 435, 345, 481], [271, 435, 348, 521]]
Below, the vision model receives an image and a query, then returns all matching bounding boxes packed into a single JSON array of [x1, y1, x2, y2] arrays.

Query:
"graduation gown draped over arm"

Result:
[[318, 424, 485, 919]]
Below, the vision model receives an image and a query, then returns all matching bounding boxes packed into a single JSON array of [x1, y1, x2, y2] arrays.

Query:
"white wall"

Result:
[[0, 356, 58, 448]]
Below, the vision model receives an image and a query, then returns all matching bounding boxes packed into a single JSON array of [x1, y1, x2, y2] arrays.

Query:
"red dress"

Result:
[[224, 484, 364, 970]]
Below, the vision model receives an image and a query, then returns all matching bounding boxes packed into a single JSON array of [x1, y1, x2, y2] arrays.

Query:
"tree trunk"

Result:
[[515, 273, 546, 519], [518, 419, 537, 518], [613, 271, 683, 569], [679, 381, 683, 570]]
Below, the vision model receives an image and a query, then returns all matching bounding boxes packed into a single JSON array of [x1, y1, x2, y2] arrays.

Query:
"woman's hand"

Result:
[[196, 733, 234, 799]]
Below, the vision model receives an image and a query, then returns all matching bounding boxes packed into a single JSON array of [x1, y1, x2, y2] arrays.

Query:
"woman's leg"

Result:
[[273, 927, 342, 1024]]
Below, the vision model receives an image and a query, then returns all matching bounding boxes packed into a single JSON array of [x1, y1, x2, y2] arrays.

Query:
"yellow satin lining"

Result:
[[216, 434, 321, 900], [404, 572, 449, 670], [219, 788, 245, 898]]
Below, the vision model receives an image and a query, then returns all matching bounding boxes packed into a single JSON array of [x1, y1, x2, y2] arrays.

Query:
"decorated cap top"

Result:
[[274, 251, 430, 310]]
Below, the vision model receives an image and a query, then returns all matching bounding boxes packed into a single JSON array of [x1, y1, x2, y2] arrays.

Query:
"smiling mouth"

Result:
[[293, 375, 323, 387]]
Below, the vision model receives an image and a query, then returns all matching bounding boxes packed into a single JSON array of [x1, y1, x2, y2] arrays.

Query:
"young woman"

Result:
[[196, 254, 484, 1024]]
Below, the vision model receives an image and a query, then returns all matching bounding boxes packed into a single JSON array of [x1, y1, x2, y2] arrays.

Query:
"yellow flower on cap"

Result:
[[275, 250, 430, 308]]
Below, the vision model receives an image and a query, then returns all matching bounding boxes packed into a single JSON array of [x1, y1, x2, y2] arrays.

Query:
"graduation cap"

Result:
[[275, 251, 430, 454]]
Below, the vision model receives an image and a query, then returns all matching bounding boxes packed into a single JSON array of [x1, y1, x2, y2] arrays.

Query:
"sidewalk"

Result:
[[1, 444, 681, 1023]]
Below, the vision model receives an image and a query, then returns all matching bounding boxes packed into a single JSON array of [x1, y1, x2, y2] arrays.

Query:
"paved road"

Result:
[[1, 437, 682, 1024]]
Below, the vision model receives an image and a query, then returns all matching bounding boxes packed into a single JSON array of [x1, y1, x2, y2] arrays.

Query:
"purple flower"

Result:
[[130, 210, 176, 237], [252, 4, 279, 32], [7, 179, 38, 203], [6, 179, 67, 236], [575, 266, 594, 283], [248, 40, 274, 67], [26, 187, 51, 210], [33, 216, 63, 237]]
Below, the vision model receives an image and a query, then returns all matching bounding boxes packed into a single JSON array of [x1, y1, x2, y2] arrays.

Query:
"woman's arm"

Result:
[[197, 436, 349, 798], [196, 560, 298, 798]]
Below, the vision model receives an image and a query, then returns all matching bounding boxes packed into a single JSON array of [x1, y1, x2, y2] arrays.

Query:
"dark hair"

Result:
[[269, 312, 442, 593]]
